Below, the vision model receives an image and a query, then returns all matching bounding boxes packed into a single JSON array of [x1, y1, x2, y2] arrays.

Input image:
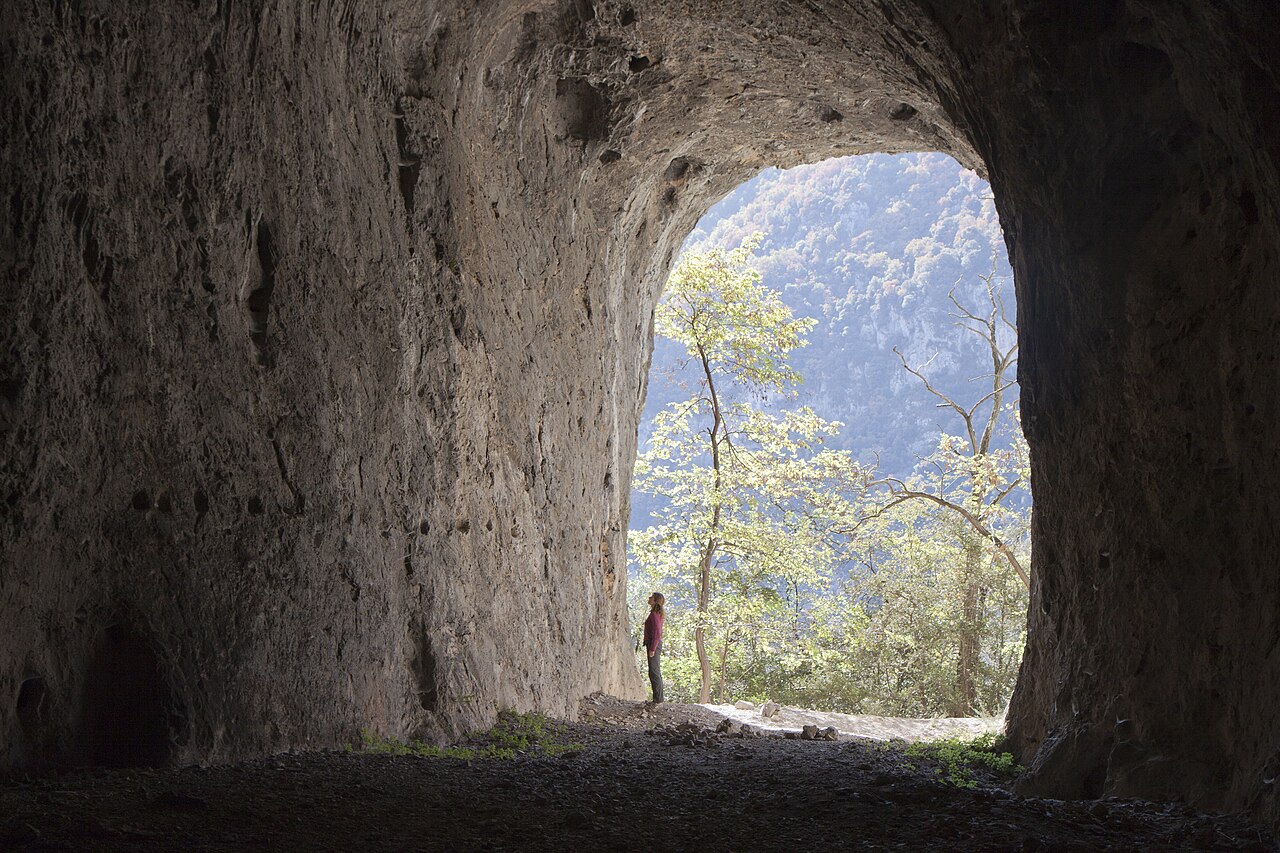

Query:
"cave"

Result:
[[76, 624, 175, 769], [1, 0, 1277, 834]]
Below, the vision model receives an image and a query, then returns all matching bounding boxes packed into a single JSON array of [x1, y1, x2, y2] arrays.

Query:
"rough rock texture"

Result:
[[2, 0, 1279, 832]]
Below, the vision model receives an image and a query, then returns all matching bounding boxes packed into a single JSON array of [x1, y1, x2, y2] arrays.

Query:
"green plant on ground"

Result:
[[904, 732, 1023, 788], [351, 711, 581, 761], [482, 709, 581, 757], [356, 729, 478, 760]]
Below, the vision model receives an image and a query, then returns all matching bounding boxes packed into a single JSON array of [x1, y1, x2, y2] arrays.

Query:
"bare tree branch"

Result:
[[877, 485, 1030, 588], [894, 346, 977, 451]]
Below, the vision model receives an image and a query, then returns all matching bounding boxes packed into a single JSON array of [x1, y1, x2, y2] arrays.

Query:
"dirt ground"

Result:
[[697, 700, 1003, 741], [1, 696, 1275, 852]]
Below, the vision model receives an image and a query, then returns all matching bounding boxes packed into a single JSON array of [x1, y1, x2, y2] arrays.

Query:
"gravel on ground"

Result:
[[1, 694, 1275, 852]]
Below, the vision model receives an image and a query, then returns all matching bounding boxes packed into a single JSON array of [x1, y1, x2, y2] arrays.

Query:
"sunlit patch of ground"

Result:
[[698, 701, 1003, 742]]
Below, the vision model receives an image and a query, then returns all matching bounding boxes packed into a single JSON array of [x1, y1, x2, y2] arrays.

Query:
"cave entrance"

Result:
[[78, 624, 175, 768], [628, 152, 1029, 722]]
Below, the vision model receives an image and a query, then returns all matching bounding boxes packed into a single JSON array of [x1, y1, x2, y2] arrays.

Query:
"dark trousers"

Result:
[[647, 649, 663, 703]]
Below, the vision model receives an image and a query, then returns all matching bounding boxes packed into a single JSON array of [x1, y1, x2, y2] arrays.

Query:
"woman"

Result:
[[643, 592, 665, 704]]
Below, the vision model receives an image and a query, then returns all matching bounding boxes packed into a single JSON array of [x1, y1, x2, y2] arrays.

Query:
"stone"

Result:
[[148, 791, 208, 811], [734, 701, 756, 711], [0, 820, 41, 844], [760, 702, 781, 719], [820, 727, 840, 741], [801, 725, 819, 740]]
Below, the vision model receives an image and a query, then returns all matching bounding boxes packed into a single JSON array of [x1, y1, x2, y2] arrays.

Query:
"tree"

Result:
[[629, 236, 855, 703], [854, 267, 1029, 715], [630, 241, 1030, 718]]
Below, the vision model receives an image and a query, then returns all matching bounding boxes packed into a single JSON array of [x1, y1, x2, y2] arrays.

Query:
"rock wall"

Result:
[[944, 2, 1280, 828], [3, 0, 1279, 831], [0, 0, 655, 767]]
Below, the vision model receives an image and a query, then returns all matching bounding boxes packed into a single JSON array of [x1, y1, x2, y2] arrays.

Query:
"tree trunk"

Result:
[[716, 631, 732, 703], [696, 540, 713, 703], [695, 343, 724, 705], [953, 537, 982, 716]]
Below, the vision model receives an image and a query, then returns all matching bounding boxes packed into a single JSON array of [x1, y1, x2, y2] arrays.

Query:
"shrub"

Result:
[[904, 732, 1022, 788]]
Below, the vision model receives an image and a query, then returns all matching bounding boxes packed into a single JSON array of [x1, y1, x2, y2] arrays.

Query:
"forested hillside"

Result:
[[634, 152, 1016, 528]]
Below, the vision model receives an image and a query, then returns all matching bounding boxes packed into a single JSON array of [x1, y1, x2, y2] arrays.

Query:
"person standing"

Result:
[[643, 592, 665, 704]]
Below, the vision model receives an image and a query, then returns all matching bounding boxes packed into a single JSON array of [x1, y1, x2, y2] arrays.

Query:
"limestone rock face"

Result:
[[2, 0, 1279, 831]]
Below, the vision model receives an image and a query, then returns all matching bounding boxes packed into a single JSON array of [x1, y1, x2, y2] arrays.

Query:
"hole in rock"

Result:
[[394, 109, 421, 215], [78, 624, 174, 768], [130, 489, 150, 511], [16, 677, 47, 737], [629, 153, 1029, 720], [888, 102, 917, 120], [554, 77, 610, 142], [412, 632, 439, 711], [246, 221, 277, 367]]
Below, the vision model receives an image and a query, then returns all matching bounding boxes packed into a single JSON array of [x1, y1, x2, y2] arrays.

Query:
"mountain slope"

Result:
[[633, 152, 1017, 529]]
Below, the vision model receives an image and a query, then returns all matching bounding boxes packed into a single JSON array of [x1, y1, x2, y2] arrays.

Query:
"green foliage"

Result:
[[646, 152, 1015, 483], [481, 709, 582, 757], [630, 223, 1030, 716], [352, 711, 581, 761], [904, 733, 1023, 788], [632, 235, 861, 702]]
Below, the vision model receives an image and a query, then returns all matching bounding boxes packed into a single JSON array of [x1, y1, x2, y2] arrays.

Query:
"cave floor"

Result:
[[1, 696, 1275, 852]]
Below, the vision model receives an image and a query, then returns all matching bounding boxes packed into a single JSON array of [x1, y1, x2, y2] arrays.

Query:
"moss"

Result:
[[351, 710, 581, 761]]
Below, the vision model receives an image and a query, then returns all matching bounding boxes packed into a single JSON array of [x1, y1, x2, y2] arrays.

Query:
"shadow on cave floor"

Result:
[[0, 697, 1273, 852]]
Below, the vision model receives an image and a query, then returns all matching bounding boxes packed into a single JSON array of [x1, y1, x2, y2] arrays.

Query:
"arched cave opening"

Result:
[[77, 624, 175, 769], [629, 151, 1030, 722], [1, 0, 1278, 837]]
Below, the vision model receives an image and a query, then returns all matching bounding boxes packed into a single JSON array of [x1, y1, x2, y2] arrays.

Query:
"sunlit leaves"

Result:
[[629, 238, 1030, 716]]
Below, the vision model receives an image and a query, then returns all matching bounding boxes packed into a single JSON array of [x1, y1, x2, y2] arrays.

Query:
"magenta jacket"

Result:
[[643, 610, 664, 652]]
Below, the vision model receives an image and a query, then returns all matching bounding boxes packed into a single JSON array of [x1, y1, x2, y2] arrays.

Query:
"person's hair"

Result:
[[650, 592, 665, 614]]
